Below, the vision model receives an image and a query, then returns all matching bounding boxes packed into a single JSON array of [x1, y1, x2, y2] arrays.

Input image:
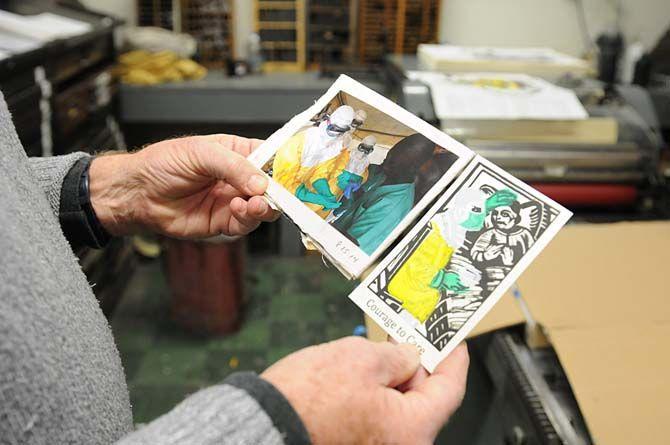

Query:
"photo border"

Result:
[[249, 75, 475, 278], [348, 155, 572, 371]]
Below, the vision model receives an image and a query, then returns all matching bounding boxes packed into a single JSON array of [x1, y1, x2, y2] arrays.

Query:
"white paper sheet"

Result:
[[408, 72, 588, 121], [0, 10, 91, 43], [418, 44, 586, 66], [0, 30, 41, 54]]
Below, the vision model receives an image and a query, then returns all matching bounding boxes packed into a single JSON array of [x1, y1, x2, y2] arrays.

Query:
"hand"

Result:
[[262, 337, 469, 445], [444, 271, 468, 293], [337, 170, 363, 190], [312, 178, 336, 198], [430, 270, 467, 293], [89, 134, 279, 238], [501, 246, 514, 264], [483, 244, 504, 261], [295, 184, 341, 210]]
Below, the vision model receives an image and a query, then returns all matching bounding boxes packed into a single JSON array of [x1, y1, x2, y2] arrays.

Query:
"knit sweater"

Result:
[[0, 93, 309, 445]]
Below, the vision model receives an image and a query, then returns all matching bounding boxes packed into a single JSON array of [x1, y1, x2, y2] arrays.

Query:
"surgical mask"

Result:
[[460, 210, 486, 230]]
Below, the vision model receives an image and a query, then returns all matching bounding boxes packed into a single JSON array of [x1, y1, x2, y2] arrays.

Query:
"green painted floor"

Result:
[[111, 255, 362, 424]]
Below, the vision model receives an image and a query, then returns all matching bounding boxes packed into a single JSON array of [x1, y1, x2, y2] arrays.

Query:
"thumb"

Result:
[[371, 341, 421, 388], [196, 141, 268, 196]]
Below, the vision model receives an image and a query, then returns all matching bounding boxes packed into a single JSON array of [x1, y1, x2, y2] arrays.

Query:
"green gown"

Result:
[[333, 170, 414, 255]]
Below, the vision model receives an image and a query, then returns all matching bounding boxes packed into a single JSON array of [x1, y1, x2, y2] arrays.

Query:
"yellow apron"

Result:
[[387, 222, 455, 323], [272, 132, 354, 217]]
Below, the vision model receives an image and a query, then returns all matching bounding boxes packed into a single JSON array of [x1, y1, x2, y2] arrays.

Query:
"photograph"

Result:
[[349, 156, 572, 371], [251, 75, 474, 278]]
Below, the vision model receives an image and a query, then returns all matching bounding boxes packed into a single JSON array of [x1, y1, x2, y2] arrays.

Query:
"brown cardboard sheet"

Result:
[[548, 324, 670, 445], [516, 221, 670, 329], [514, 221, 670, 445]]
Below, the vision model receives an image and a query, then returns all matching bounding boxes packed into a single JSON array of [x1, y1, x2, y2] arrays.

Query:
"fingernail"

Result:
[[256, 198, 268, 212], [247, 174, 267, 193]]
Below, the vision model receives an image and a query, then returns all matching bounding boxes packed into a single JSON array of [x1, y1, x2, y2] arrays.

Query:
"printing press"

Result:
[[385, 55, 668, 215]]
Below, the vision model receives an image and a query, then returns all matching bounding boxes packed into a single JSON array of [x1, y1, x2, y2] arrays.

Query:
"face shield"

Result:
[[326, 105, 354, 137]]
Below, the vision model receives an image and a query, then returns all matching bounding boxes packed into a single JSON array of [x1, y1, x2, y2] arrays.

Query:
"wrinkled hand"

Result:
[[263, 337, 469, 445], [89, 134, 278, 238]]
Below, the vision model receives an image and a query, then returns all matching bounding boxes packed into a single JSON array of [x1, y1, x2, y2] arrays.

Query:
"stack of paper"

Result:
[[0, 10, 91, 44], [0, 30, 41, 57], [408, 71, 617, 144], [408, 72, 588, 121], [418, 44, 595, 80], [250, 75, 571, 371]]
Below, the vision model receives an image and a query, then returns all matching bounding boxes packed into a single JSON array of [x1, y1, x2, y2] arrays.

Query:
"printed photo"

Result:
[[251, 75, 474, 278], [348, 156, 572, 371]]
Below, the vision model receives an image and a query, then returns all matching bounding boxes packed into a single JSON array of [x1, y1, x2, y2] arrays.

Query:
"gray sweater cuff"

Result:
[[116, 373, 309, 445], [28, 153, 90, 217], [226, 372, 311, 445]]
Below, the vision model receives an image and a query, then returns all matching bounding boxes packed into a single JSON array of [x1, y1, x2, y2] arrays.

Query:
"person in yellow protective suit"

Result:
[[319, 110, 371, 210], [387, 188, 517, 324], [271, 105, 355, 216]]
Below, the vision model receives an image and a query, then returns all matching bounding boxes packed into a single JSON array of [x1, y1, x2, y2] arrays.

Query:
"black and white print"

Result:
[[349, 156, 571, 371]]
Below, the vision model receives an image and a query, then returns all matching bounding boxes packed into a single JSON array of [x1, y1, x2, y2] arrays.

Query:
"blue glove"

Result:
[[295, 184, 341, 210], [337, 171, 363, 199]]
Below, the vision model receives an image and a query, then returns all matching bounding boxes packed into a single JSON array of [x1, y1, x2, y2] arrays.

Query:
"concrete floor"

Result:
[[111, 255, 362, 424]]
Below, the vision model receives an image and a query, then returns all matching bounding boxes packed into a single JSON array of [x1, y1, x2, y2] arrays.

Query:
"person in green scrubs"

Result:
[[332, 133, 441, 255]]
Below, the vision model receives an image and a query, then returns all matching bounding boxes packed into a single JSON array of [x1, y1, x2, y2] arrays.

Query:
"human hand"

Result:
[[262, 337, 469, 445], [88, 134, 279, 238]]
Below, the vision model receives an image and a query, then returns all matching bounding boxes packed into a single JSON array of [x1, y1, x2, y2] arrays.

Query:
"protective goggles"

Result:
[[357, 142, 374, 155], [326, 120, 351, 136]]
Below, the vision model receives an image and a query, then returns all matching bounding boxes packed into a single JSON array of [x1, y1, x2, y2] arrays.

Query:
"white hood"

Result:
[[300, 121, 346, 168]]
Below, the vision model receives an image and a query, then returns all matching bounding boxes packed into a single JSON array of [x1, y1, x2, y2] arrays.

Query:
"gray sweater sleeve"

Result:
[[117, 372, 310, 445], [27, 152, 90, 216]]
